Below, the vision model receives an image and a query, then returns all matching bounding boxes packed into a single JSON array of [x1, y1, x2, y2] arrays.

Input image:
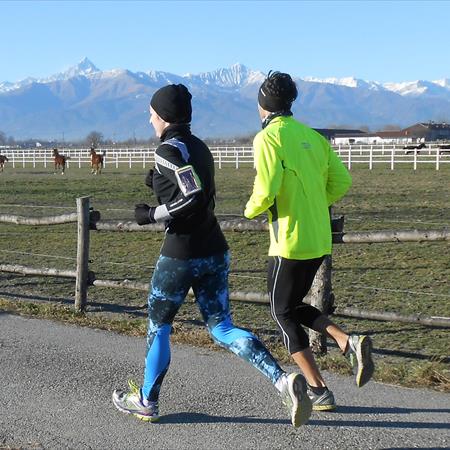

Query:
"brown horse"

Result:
[[90, 148, 104, 175], [0, 155, 8, 172], [52, 148, 69, 174]]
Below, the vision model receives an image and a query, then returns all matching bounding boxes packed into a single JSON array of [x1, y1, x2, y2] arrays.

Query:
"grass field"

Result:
[[0, 164, 449, 390]]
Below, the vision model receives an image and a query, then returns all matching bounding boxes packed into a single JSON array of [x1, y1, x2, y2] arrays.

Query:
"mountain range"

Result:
[[1, 57, 449, 140]]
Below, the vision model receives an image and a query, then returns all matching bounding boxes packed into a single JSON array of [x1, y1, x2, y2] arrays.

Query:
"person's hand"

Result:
[[135, 203, 156, 225], [243, 209, 251, 220], [145, 169, 154, 191]]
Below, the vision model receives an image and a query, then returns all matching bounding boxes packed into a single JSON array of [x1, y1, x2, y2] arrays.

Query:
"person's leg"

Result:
[[193, 250, 311, 427], [142, 255, 191, 401], [193, 251, 284, 384], [311, 315, 349, 353], [268, 255, 338, 410], [298, 266, 374, 388], [314, 313, 375, 388], [290, 257, 346, 385], [268, 256, 325, 384], [291, 349, 326, 387], [269, 256, 374, 390], [112, 255, 191, 421]]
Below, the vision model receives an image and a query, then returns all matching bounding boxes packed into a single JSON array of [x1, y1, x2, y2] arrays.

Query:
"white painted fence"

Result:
[[1, 144, 449, 170], [0, 147, 255, 169], [334, 144, 450, 171]]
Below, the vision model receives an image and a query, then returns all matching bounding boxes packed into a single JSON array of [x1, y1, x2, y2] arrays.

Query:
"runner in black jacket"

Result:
[[139, 122, 228, 259], [112, 84, 312, 427]]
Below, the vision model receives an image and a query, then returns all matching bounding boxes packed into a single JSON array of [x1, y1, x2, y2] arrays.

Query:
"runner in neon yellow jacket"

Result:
[[244, 71, 374, 412], [244, 115, 352, 260]]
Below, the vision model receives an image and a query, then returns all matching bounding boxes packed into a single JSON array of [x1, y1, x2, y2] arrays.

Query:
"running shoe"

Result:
[[307, 387, 336, 411], [280, 373, 312, 427], [345, 334, 375, 387], [112, 379, 159, 422]]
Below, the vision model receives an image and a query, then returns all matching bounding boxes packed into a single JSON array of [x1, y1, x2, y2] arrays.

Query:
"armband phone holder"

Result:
[[175, 165, 202, 196]]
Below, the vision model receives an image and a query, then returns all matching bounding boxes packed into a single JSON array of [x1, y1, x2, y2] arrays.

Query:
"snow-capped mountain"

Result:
[[302, 76, 383, 91], [0, 58, 100, 93], [433, 78, 450, 89], [302, 75, 450, 98], [0, 58, 449, 139], [185, 63, 266, 88], [383, 79, 450, 98], [47, 57, 101, 81]]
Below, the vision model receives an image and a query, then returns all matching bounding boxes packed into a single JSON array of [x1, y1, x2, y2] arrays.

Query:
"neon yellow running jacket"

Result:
[[244, 116, 352, 260]]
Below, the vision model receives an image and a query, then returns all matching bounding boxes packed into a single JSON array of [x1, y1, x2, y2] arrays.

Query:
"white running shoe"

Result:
[[112, 379, 159, 422], [279, 373, 312, 427], [307, 387, 337, 411], [345, 334, 375, 387]]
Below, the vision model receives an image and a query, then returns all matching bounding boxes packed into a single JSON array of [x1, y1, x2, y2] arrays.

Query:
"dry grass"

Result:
[[1, 297, 448, 392], [0, 165, 449, 391]]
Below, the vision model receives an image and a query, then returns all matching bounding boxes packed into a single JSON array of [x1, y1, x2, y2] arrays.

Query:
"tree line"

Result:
[[0, 130, 257, 148], [0, 124, 411, 149]]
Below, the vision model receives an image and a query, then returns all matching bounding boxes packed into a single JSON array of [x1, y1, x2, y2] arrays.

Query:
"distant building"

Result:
[[313, 128, 366, 142], [373, 130, 406, 143], [316, 122, 450, 144], [332, 133, 386, 145], [402, 122, 450, 142]]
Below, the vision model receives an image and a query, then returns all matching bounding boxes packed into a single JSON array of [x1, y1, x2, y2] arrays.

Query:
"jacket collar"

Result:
[[160, 123, 191, 142], [262, 111, 293, 129]]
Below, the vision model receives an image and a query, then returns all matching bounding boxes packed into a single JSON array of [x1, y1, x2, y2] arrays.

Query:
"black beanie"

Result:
[[150, 84, 192, 123], [258, 71, 298, 112]]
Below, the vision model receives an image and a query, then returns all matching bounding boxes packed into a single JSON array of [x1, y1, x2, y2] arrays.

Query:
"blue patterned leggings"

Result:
[[142, 251, 285, 401]]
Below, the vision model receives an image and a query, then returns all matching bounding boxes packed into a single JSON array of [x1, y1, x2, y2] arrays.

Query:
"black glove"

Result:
[[145, 169, 154, 191], [135, 203, 156, 225]]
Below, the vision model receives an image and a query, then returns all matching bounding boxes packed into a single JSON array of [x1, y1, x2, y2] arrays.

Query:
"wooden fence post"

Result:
[[307, 255, 333, 355], [306, 212, 343, 355], [75, 196, 90, 311]]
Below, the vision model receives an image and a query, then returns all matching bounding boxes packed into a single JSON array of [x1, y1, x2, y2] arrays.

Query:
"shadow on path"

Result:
[[308, 419, 449, 429], [147, 408, 450, 430], [158, 412, 288, 425], [337, 405, 450, 415]]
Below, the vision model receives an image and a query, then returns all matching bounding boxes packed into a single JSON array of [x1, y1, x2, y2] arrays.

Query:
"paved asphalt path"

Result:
[[1, 313, 449, 450]]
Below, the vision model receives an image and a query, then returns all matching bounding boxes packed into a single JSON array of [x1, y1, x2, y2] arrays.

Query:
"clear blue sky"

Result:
[[1, 0, 448, 83]]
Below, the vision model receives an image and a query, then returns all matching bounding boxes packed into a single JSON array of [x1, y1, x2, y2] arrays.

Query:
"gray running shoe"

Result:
[[345, 334, 375, 387], [307, 387, 336, 411], [280, 373, 312, 427], [112, 379, 159, 422]]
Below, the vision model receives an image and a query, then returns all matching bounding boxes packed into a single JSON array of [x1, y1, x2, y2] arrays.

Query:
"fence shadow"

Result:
[[334, 265, 432, 272], [325, 340, 449, 363], [0, 290, 150, 316], [308, 419, 449, 429], [1, 289, 447, 363], [336, 405, 450, 415], [370, 347, 449, 363], [310, 405, 450, 431], [0, 290, 199, 325], [0, 290, 73, 304]]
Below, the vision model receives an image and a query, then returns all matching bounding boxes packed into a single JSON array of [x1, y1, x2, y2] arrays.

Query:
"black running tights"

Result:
[[267, 256, 325, 354]]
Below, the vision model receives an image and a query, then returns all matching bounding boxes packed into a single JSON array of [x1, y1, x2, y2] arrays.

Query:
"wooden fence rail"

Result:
[[1, 197, 449, 355], [0, 213, 78, 225], [92, 220, 450, 243], [0, 263, 77, 279]]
